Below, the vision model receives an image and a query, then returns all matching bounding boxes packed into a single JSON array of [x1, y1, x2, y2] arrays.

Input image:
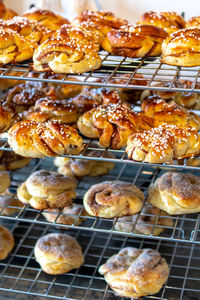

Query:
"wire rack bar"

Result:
[[0, 158, 199, 244], [0, 221, 199, 300], [0, 52, 200, 92], [1, 138, 200, 171]]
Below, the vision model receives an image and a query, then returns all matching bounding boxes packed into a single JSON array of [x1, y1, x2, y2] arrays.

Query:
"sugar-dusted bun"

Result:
[[17, 169, 76, 210], [99, 247, 169, 298], [0, 171, 10, 194], [138, 11, 185, 34], [8, 120, 83, 158], [102, 24, 168, 57], [55, 150, 115, 178], [24, 98, 79, 124], [73, 10, 128, 36], [78, 103, 141, 149], [0, 16, 48, 44], [141, 96, 200, 129], [0, 224, 14, 260], [42, 204, 86, 227], [162, 28, 200, 67], [115, 204, 173, 235], [0, 28, 36, 65], [186, 16, 200, 28], [23, 8, 69, 31], [126, 125, 200, 164], [34, 233, 84, 274], [84, 181, 144, 218], [147, 172, 200, 215]]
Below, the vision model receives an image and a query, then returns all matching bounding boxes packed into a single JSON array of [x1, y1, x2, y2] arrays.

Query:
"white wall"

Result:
[[4, 0, 200, 22]]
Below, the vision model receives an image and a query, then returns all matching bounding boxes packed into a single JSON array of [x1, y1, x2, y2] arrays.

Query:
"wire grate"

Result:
[[0, 52, 200, 92], [0, 157, 199, 244], [0, 219, 199, 300], [1, 138, 200, 171]]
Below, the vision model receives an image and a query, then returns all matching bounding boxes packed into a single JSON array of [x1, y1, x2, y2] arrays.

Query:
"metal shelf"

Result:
[[1, 138, 200, 171], [0, 219, 199, 300], [0, 51, 200, 92], [0, 158, 200, 244]]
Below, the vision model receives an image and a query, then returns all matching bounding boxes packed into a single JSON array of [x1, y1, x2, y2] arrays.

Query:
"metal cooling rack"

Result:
[[0, 158, 200, 244], [0, 51, 200, 92], [1, 138, 200, 171], [0, 219, 199, 300]]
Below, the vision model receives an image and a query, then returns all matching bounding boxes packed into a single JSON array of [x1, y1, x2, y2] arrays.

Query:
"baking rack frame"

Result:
[[0, 52, 200, 300]]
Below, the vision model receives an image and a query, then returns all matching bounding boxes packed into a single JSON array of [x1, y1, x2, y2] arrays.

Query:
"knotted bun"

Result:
[[83, 181, 144, 218], [8, 120, 83, 158], [147, 172, 200, 214], [22, 8, 69, 31], [126, 125, 200, 163], [138, 11, 185, 34], [99, 247, 169, 298], [78, 103, 142, 149], [24, 98, 79, 125], [17, 169, 76, 209], [162, 28, 200, 66], [102, 24, 168, 57], [141, 96, 200, 129], [0, 28, 36, 65], [34, 233, 84, 274]]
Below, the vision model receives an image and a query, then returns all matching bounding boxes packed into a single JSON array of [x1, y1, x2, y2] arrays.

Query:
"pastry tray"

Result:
[[0, 219, 199, 300], [0, 158, 200, 244], [0, 51, 199, 93]]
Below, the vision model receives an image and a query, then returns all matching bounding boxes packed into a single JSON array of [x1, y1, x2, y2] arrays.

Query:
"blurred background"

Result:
[[4, 0, 199, 21]]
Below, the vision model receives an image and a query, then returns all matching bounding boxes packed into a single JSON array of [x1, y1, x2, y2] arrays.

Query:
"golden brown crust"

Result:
[[23, 8, 69, 31], [55, 150, 115, 178], [148, 172, 200, 214], [73, 10, 128, 36], [115, 204, 173, 235], [98, 247, 169, 298], [186, 16, 200, 28], [83, 181, 144, 218], [42, 204, 87, 227], [34, 233, 84, 274], [8, 120, 84, 158], [0, 107, 11, 133], [42, 75, 83, 99], [141, 96, 200, 129], [141, 81, 200, 110], [78, 103, 141, 149], [126, 125, 200, 163], [102, 24, 168, 57], [138, 11, 185, 34], [0, 28, 36, 65], [0, 224, 14, 260], [162, 28, 200, 67], [17, 169, 77, 209], [24, 98, 79, 124], [70, 87, 122, 113], [33, 32, 101, 74], [0, 17, 48, 44], [3, 82, 47, 114]]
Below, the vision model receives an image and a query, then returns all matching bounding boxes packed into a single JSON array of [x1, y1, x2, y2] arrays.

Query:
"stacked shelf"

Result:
[[0, 54, 200, 299]]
